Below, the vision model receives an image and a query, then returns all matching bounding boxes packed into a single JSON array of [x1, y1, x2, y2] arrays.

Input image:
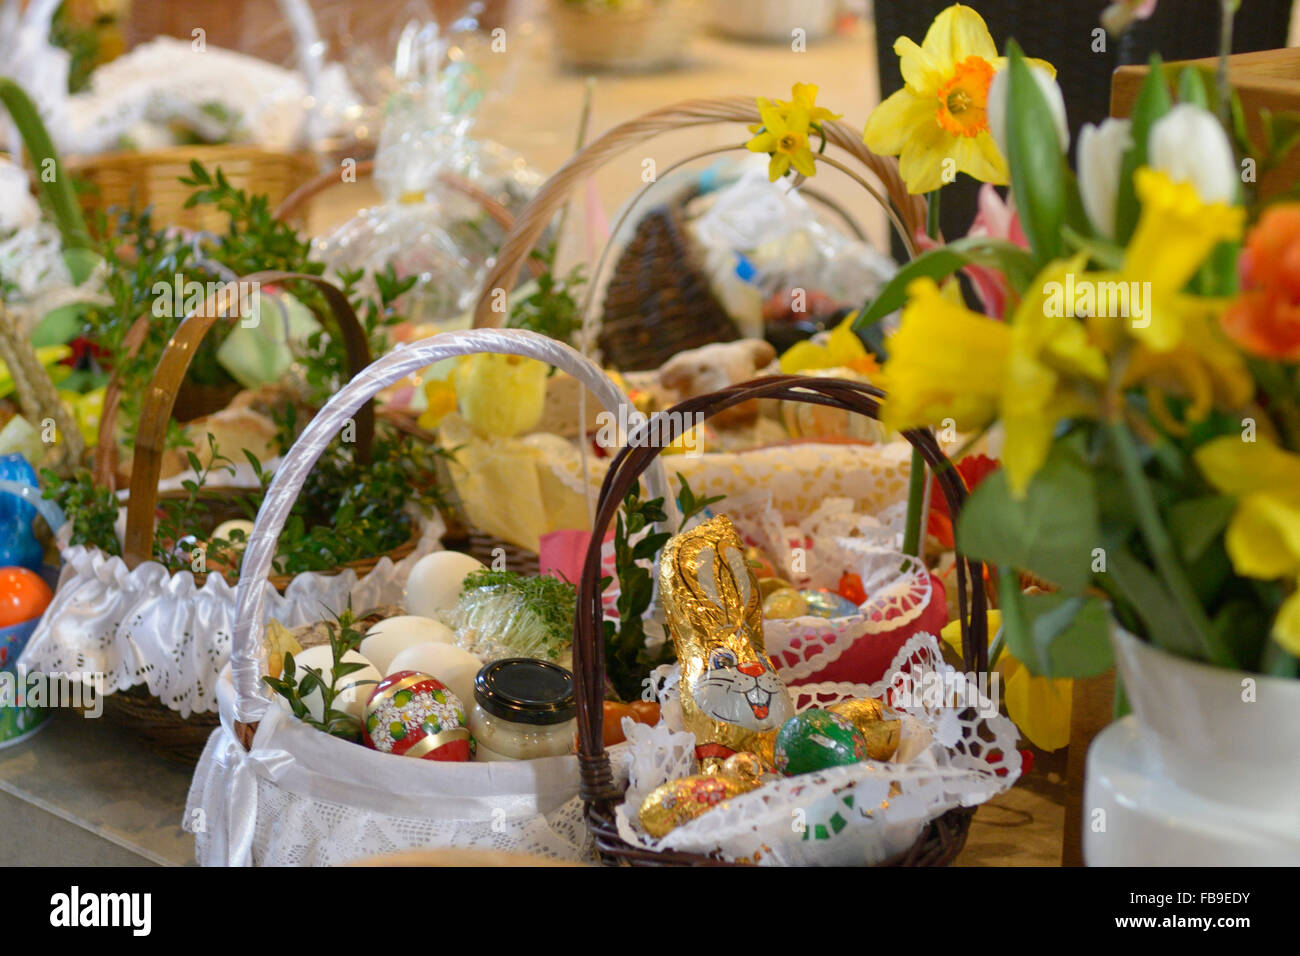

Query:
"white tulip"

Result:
[[987, 64, 1070, 160], [1077, 118, 1133, 239], [1148, 103, 1238, 204]]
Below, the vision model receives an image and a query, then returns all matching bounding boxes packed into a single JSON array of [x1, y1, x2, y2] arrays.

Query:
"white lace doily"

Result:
[[613, 632, 1020, 865], [18, 514, 444, 716]]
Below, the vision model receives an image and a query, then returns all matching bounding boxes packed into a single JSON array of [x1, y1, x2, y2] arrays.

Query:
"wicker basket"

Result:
[[549, 0, 706, 72], [469, 96, 984, 864], [598, 191, 740, 371], [472, 97, 925, 334], [600, 181, 875, 370], [82, 270, 393, 760], [67, 143, 316, 232], [571, 376, 991, 865]]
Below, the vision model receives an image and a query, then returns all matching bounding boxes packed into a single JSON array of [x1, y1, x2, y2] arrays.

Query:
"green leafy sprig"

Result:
[[262, 608, 373, 741]]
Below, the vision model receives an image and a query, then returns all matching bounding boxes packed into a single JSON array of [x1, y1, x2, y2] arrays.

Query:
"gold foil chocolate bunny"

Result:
[[659, 514, 794, 771]]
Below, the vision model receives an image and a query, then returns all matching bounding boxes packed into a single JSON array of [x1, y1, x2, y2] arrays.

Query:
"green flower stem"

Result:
[[1107, 419, 1238, 669], [902, 190, 942, 557], [1216, 0, 1240, 127]]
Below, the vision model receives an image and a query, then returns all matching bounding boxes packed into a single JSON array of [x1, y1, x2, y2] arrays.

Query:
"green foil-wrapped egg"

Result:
[[774, 709, 869, 776]]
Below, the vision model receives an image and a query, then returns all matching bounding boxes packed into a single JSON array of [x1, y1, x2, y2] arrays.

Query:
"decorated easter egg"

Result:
[[361, 615, 454, 673], [638, 772, 762, 838], [0, 567, 53, 629], [362, 671, 471, 760], [386, 641, 483, 708], [774, 709, 869, 776], [405, 551, 486, 618], [828, 697, 901, 761], [289, 645, 382, 723]]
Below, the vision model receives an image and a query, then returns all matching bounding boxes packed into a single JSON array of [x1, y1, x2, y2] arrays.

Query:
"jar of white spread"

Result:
[[469, 658, 577, 761]]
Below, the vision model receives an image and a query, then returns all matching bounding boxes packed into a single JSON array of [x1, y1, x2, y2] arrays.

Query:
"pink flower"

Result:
[[916, 184, 1028, 319], [1102, 0, 1159, 34]]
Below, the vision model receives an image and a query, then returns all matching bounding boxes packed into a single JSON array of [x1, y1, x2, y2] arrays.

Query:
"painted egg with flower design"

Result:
[[362, 671, 472, 761]]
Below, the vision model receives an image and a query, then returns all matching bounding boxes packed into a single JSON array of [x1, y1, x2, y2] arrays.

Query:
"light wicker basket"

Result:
[[549, 0, 707, 72], [67, 143, 317, 231]]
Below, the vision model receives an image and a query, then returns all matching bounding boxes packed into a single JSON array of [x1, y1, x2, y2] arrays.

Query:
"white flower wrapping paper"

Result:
[[614, 633, 1021, 865]]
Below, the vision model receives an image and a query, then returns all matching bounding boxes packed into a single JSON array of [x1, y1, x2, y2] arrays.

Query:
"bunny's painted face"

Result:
[[690, 646, 791, 730]]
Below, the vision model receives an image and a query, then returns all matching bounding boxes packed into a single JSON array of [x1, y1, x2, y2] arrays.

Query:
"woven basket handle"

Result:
[[274, 161, 546, 281], [94, 272, 375, 568], [228, 328, 674, 736], [471, 96, 928, 329], [571, 376, 989, 809]]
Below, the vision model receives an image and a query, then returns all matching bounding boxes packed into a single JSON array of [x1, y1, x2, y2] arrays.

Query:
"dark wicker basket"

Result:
[[598, 183, 877, 371], [572, 375, 990, 866], [599, 191, 740, 371]]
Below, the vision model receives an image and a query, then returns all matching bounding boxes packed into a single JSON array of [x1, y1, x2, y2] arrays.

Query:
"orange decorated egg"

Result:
[[0, 567, 53, 629]]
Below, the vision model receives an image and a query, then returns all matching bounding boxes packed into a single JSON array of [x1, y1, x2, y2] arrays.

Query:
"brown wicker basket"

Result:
[[599, 182, 875, 370], [572, 376, 991, 866], [472, 97, 925, 333], [83, 271, 389, 760], [67, 144, 316, 233], [598, 191, 740, 371]]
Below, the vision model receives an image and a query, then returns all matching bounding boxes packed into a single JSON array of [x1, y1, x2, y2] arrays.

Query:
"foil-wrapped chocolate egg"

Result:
[[800, 588, 860, 619], [638, 772, 761, 838], [774, 709, 868, 776], [828, 697, 901, 761], [763, 587, 808, 619]]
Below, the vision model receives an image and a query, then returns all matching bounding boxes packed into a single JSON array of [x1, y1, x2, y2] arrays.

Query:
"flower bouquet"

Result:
[[855, 2, 1300, 863]]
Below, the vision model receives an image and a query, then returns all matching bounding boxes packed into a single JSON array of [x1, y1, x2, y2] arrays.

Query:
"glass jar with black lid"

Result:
[[468, 658, 577, 760]]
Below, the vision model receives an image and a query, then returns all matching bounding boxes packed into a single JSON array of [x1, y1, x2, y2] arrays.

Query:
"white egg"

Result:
[[405, 551, 486, 618], [360, 615, 455, 673], [289, 645, 382, 724], [387, 642, 483, 708], [212, 519, 256, 546]]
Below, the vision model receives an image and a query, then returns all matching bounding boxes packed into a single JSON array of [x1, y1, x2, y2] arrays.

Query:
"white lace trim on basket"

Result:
[[614, 632, 1020, 865], [18, 513, 444, 717]]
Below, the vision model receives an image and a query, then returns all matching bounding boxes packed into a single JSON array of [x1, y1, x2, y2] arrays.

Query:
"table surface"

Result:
[[0, 14, 1070, 869]]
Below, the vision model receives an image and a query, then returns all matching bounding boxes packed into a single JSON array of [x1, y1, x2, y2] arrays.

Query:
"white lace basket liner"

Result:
[[187, 329, 671, 865], [17, 519, 443, 718], [616, 633, 1021, 865]]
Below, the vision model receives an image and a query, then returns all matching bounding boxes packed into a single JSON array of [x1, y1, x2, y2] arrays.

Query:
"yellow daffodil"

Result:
[[778, 312, 879, 375], [1194, 435, 1300, 654], [863, 4, 1055, 194], [942, 611, 1073, 751], [780, 82, 841, 125], [881, 258, 1107, 493], [746, 103, 817, 182]]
